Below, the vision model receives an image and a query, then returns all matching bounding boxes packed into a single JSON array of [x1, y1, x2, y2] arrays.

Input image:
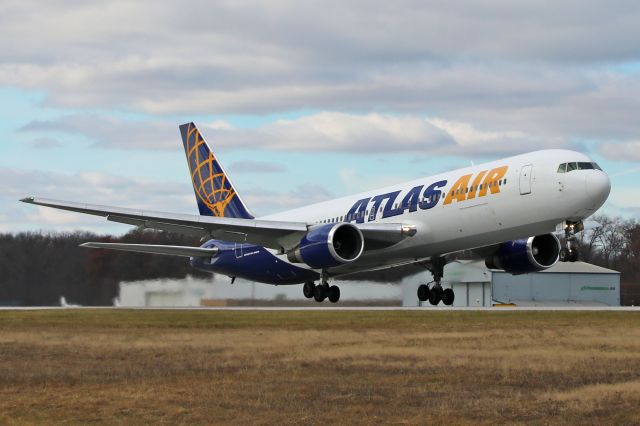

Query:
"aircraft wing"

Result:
[[21, 197, 413, 252]]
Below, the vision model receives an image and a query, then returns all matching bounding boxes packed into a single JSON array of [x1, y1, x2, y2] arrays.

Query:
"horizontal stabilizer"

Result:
[[80, 242, 218, 258]]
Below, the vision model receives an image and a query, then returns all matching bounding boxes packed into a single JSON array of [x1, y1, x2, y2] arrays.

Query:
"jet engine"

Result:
[[485, 233, 560, 274], [287, 223, 364, 269]]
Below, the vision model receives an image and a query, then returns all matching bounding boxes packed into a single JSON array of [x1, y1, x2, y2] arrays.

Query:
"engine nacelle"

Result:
[[287, 223, 364, 269], [485, 233, 560, 274]]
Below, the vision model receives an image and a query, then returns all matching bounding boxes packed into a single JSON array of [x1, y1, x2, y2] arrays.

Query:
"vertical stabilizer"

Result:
[[179, 122, 254, 219]]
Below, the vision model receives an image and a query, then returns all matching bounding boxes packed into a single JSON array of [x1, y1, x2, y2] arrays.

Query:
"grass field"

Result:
[[1, 309, 640, 425]]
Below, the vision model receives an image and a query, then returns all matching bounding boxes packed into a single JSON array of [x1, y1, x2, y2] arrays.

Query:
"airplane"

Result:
[[21, 122, 611, 305]]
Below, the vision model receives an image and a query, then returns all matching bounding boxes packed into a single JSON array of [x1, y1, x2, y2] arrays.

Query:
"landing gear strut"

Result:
[[559, 220, 582, 263], [303, 276, 340, 304], [416, 256, 454, 306]]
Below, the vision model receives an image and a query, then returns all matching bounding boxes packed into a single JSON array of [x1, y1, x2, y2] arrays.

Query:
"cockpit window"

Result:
[[557, 161, 603, 173], [578, 162, 594, 170]]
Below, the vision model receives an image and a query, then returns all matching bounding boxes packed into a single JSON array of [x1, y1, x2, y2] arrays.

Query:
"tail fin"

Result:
[[179, 122, 254, 219]]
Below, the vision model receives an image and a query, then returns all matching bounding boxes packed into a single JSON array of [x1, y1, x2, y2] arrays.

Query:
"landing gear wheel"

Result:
[[568, 249, 579, 262], [441, 288, 455, 306], [328, 285, 340, 303], [314, 285, 326, 302], [429, 286, 443, 306], [559, 248, 569, 262], [417, 284, 430, 302], [303, 282, 315, 299]]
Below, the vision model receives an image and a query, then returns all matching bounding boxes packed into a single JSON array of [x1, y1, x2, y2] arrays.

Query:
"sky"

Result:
[[1, 0, 640, 234]]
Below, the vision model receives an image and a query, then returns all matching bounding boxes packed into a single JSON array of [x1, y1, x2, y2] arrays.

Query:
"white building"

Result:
[[402, 260, 620, 307], [119, 275, 402, 307]]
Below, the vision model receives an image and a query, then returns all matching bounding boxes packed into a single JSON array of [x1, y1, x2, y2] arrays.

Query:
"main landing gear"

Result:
[[559, 220, 582, 263], [303, 281, 340, 303], [417, 256, 454, 306]]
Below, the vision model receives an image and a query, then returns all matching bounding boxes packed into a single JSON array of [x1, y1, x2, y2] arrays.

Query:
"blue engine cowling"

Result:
[[485, 233, 560, 274], [287, 223, 365, 269]]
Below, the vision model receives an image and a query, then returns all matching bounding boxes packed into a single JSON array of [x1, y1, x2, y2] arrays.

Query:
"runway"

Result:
[[1, 306, 640, 311]]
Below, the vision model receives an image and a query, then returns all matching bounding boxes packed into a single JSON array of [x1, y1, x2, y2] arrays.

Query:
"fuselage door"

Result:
[[519, 164, 533, 195], [234, 242, 243, 259]]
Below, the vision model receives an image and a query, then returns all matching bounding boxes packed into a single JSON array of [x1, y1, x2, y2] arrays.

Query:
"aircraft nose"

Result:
[[585, 170, 611, 207]]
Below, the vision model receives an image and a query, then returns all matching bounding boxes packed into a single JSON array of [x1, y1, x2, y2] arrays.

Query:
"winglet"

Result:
[[20, 197, 35, 203]]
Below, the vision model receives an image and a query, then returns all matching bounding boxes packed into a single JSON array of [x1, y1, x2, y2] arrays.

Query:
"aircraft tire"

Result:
[[417, 284, 430, 302], [328, 285, 340, 303], [314, 285, 327, 302], [559, 248, 568, 262], [569, 250, 579, 262], [429, 286, 442, 306], [303, 281, 315, 299], [442, 288, 455, 306]]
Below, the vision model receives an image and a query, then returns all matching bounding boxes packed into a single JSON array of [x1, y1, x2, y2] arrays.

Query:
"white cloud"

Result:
[[22, 112, 573, 156], [0, 0, 639, 142], [228, 160, 285, 174], [598, 140, 640, 162]]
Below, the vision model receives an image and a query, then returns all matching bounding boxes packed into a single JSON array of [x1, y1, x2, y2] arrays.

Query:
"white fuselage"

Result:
[[262, 149, 610, 275]]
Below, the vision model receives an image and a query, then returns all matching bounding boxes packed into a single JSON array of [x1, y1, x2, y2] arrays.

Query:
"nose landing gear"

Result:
[[416, 256, 454, 306], [559, 221, 583, 262]]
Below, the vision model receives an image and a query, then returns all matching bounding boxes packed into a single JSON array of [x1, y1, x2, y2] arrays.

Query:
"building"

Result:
[[119, 275, 402, 307], [402, 260, 620, 307]]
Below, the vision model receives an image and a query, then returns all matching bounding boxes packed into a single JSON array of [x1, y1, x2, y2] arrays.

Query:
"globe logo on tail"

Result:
[[184, 124, 236, 217]]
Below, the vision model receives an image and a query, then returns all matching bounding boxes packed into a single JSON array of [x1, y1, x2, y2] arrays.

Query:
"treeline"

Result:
[[0, 230, 209, 306], [575, 214, 640, 305]]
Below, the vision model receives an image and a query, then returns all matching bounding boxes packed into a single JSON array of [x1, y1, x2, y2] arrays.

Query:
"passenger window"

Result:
[[567, 162, 578, 172], [557, 163, 566, 173], [504, 179, 507, 185]]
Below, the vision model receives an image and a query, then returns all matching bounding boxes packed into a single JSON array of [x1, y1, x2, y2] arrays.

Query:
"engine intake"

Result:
[[288, 223, 364, 269], [485, 233, 560, 274]]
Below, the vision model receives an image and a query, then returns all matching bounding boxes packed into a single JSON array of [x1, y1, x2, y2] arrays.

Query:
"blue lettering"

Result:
[[370, 191, 401, 220], [346, 198, 370, 223], [419, 180, 447, 210], [400, 185, 423, 213]]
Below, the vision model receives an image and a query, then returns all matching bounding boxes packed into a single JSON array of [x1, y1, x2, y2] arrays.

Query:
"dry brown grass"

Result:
[[1, 310, 640, 425]]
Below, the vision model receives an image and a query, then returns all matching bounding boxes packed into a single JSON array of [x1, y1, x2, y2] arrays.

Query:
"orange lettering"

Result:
[[479, 166, 508, 197], [467, 170, 487, 200], [443, 174, 472, 205]]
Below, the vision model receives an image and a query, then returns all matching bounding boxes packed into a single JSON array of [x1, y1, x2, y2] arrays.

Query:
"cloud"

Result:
[[26, 137, 62, 149], [598, 140, 640, 162], [0, 167, 195, 232], [21, 115, 177, 149], [21, 112, 571, 156], [1, 0, 639, 141], [229, 161, 286, 174], [243, 184, 334, 215]]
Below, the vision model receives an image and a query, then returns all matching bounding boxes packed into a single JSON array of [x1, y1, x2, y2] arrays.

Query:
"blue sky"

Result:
[[1, 0, 639, 234]]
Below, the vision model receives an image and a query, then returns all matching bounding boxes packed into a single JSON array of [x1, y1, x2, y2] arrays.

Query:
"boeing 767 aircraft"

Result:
[[21, 122, 611, 304]]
